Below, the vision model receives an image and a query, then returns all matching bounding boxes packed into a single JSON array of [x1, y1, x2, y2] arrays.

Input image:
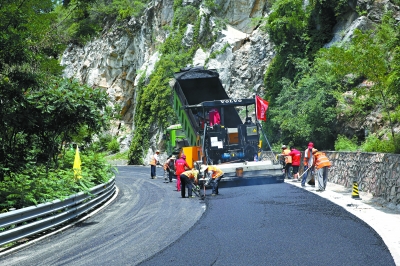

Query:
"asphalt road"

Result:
[[0, 166, 395, 266]]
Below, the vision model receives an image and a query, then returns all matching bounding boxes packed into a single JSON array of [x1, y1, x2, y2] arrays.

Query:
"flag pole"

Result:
[[255, 94, 258, 121], [255, 95, 275, 162]]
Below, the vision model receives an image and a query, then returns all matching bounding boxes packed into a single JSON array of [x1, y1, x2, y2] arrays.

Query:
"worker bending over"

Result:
[[200, 165, 224, 196], [180, 169, 199, 198]]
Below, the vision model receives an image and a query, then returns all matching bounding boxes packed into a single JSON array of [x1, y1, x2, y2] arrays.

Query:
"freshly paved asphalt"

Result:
[[0, 166, 395, 266]]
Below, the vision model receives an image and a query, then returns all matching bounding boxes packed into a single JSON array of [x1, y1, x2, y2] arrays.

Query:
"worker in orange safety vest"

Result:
[[180, 169, 199, 198], [149, 150, 160, 179], [281, 145, 292, 179], [200, 164, 224, 196], [312, 148, 332, 192]]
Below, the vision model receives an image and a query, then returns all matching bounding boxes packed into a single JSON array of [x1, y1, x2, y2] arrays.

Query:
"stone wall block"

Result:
[[326, 151, 399, 205]]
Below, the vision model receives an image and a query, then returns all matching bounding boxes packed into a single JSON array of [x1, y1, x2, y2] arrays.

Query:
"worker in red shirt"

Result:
[[209, 108, 221, 126], [174, 154, 190, 192], [289, 146, 301, 180]]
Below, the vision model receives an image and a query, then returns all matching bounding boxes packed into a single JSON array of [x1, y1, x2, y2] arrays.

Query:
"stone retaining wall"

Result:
[[325, 151, 400, 205]]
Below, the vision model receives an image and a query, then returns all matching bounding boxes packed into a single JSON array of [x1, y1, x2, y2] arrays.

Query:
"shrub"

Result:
[[107, 138, 120, 153], [0, 150, 115, 210], [361, 134, 395, 153], [98, 134, 113, 151], [334, 135, 358, 151]]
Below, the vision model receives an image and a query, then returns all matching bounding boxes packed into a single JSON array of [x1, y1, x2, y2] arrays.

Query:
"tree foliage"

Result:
[[269, 58, 337, 149], [314, 12, 400, 147], [53, 0, 151, 44], [263, 1, 400, 152], [0, 1, 114, 181], [0, 149, 115, 209]]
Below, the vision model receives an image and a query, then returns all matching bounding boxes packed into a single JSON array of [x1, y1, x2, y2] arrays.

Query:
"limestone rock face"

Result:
[[214, 0, 269, 33], [61, 2, 171, 150], [60, 0, 397, 157]]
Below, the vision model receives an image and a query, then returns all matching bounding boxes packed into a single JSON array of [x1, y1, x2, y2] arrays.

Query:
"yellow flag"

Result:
[[73, 146, 82, 179]]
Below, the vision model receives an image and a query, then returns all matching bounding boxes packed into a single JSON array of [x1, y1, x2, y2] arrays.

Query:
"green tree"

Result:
[[0, 77, 112, 180], [264, 0, 309, 102], [0, 1, 113, 180], [263, 0, 344, 102], [317, 13, 400, 140], [269, 58, 337, 148], [53, 0, 151, 44]]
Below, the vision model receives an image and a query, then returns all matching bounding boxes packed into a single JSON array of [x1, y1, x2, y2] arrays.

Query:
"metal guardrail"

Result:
[[0, 177, 116, 247]]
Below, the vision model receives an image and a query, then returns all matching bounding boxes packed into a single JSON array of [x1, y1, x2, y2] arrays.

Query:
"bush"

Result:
[[107, 138, 120, 153], [0, 150, 115, 210], [97, 133, 113, 151], [361, 134, 395, 153], [107, 150, 129, 160], [334, 135, 358, 151]]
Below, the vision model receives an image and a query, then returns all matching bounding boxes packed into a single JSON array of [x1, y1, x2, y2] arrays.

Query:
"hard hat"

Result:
[[281, 145, 287, 149], [156, 150, 160, 153], [170, 155, 176, 159], [312, 148, 318, 154], [200, 164, 208, 172]]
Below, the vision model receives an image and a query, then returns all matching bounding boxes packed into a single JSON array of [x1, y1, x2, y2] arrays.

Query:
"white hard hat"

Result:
[[200, 164, 208, 172]]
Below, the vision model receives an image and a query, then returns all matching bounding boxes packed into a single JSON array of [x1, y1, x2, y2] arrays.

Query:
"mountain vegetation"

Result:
[[0, 0, 117, 210], [263, 0, 400, 153]]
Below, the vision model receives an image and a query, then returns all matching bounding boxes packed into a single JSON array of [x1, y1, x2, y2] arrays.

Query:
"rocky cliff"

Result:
[[60, 0, 399, 158]]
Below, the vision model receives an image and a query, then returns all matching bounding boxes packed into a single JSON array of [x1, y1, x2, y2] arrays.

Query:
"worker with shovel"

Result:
[[200, 164, 224, 196], [301, 142, 315, 187]]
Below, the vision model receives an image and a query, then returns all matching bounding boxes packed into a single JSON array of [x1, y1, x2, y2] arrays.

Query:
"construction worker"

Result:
[[163, 155, 176, 182], [301, 142, 315, 187], [312, 148, 332, 192], [175, 154, 190, 192], [209, 108, 221, 126], [281, 145, 292, 179], [200, 164, 224, 196], [149, 150, 160, 179], [289, 146, 301, 180], [180, 169, 199, 198]]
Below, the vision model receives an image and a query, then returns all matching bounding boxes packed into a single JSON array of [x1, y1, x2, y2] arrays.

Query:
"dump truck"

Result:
[[169, 66, 282, 179]]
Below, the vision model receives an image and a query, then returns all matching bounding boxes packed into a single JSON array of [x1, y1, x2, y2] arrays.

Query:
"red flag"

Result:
[[256, 95, 269, 121]]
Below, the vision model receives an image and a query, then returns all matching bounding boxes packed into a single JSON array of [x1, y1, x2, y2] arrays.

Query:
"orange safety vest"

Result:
[[282, 148, 292, 164], [304, 148, 313, 166], [314, 152, 331, 169], [181, 170, 199, 181], [149, 155, 157, 166], [207, 165, 224, 179]]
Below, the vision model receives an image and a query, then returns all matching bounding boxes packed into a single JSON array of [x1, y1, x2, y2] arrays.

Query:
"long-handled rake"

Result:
[[298, 167, 310, 180]]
